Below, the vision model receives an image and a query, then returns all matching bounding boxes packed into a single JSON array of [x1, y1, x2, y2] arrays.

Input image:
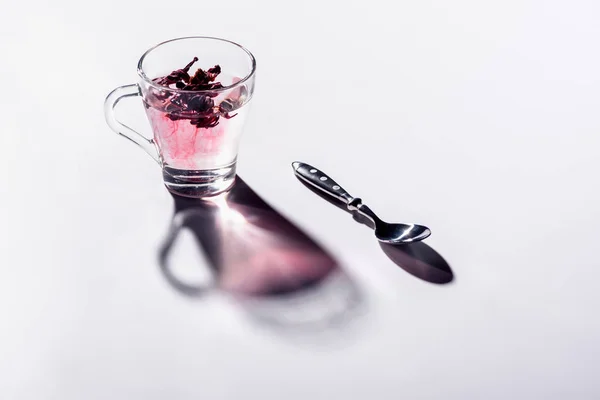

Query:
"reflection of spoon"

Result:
[[292, 162, 431, 244]]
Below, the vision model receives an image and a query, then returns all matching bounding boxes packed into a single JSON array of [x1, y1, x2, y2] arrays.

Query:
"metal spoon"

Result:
[[292, 162, 431, 244]]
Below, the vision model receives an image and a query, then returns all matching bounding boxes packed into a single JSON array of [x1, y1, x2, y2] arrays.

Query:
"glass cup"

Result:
[[104, 37, 256, 197]]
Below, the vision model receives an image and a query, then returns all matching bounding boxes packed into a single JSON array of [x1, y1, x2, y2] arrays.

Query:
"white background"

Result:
[[1, 0, 600, 399]]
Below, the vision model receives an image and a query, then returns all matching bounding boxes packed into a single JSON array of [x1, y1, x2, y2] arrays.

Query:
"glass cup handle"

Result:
[[104, 84, 159, 163]]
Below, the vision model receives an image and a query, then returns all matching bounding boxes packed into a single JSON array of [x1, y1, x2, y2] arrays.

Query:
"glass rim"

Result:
[[137, 36, 256, 94]]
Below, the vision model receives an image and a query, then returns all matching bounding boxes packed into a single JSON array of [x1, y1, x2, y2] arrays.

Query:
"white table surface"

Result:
[[1, 0, 600, 398]]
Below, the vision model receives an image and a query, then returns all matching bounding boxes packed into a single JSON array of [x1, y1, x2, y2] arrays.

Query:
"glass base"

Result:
[[162, 162, 236, 198]]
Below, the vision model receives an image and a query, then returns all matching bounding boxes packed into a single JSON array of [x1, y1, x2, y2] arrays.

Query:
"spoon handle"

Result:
[[292, 162, 354, 204]]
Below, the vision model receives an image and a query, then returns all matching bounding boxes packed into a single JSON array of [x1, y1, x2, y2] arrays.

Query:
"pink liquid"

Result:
[[146, 106, 248, 170]]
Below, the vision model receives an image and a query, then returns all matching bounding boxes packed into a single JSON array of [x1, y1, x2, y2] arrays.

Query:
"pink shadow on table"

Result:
[[158, 176, 364, 330]]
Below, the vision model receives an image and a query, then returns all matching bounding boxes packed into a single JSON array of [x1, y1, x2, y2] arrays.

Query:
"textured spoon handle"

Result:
[[292, 162, 355, 204]]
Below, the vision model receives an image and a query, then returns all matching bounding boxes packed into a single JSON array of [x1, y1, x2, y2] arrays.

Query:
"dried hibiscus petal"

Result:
[[155, 57, 198, 86], [188, 95, 214, 113], [190, 114, 220, 128], [152, 57, 241, 128]]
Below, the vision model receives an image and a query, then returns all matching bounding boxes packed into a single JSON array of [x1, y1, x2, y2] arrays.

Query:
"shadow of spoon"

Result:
[[379, 242, 453, 284]]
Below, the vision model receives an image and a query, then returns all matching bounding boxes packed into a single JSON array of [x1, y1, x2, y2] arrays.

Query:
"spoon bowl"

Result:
[[374, 222, 431, 244]]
